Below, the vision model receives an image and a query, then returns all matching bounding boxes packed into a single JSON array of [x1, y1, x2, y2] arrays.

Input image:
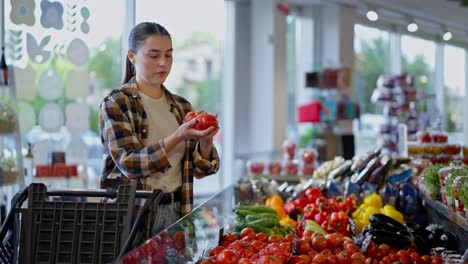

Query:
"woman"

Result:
[[98, 22, 220, 233]]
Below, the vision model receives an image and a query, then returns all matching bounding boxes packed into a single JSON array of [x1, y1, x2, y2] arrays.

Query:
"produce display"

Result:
[[407, 131, 467, 165], [121, 147, 468, 264], [247, 141, 318, 179]]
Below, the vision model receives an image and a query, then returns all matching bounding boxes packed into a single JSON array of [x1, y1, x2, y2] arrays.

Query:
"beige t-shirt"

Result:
[[139, 91, 184, 192]]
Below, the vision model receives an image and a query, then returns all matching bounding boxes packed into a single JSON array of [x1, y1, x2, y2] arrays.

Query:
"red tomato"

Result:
[[307, 249, 318, 260], [256, 255, 283, 264], [398, 256, 411, 264], [325, 233, 343, 248], [240, 227, 256, 238], [326, 255, 338, 264], [311, 235, 327, 251], [302, 229, 315, 238], [364, 240, 377, 258], [350, 252, 366, 263], [284, 233, 295, 243], [431, 256, 443, 264], [321, 249, 332, 256], [171, 231, 185, 250], [280, 241, 292, 253], [344, 242, 360, 255], [199, 258, 215, 264], [288, 256, 307, 264], [256, 232, 268, 242], [197, 113, 218, 130], [238, 258, 252, 264], [241, 234, 255, 242], [377, 243, 390, 256], [337, 251, 350, 264], [216, 249, 239, 264], [364, 258, 378, 264], [421, 255, 431, 264], [296, 238, 312, 255], [227, 240, 255, 258], [251, 240, 267, 252], [184, 111, 218, 130], [312, 254, 327, 264], [298, 254, 311, 264], [267, 234, 283, 244], [184, 111, 197, 122], [209, 246, 225, 258], [220, 233, 237, 247]]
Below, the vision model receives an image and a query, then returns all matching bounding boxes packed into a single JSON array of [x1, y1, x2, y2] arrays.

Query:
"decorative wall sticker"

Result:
[[17, 101, 36, 133], [65, 103, 89, 133], [10, 0, 35, 26], [26, 33, 51, 63], [40, 0, 64, 30], [38, 103, 64, 133], [53, 43, 65, 55], [66, 70, 89, 98], [38, 69, 63, 100], [66, 38, 89, 66], [66, 3, 77, 32], [6, 30, 24, 62], [80, 7, 90, 34], [14, 65, 36, 100]]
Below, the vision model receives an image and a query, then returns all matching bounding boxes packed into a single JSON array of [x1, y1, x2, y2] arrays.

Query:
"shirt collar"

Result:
[[120, 77, 178, 109]]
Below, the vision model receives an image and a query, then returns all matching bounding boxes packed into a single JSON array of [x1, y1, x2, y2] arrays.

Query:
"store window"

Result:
[[136, 1, 225, 196], [401, 35, 436, 115], [3, 0, 123, 185], [444, 45, 466, 137], [286, 14, 297, 137], [354, 24, 390, 114]]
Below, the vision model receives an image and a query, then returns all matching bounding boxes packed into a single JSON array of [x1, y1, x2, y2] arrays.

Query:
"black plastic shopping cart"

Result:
[[0, 182, 163, 264]]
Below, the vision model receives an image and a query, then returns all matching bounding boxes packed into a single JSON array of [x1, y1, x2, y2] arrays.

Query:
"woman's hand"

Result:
[[199, 125, 220, 159], [163, 118, 218, 155], [176, 118, 216, 141]]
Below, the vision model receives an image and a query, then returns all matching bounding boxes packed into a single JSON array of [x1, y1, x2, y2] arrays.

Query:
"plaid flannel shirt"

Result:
[[98, 78, 220, 216]]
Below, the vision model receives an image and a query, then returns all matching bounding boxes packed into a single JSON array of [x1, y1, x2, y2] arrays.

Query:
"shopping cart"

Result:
[[0, 182, 163, 264]]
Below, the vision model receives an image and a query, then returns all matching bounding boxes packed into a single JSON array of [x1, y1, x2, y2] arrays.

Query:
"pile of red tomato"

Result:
[[205, 227, 444, 264], [199, 228, 294, 264], [284, 187, 357, 237]]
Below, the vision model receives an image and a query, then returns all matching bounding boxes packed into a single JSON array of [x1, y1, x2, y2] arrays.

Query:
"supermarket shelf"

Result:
[[418, 191, 468, 252], [251, 174, 311, 182]]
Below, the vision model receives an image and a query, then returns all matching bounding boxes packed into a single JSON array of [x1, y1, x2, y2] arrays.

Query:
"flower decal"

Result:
[[10, 0, 36, 26], [40, 0, 63, 30]]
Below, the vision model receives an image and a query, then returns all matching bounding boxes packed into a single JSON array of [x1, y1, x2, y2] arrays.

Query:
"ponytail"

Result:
[[122, 56, 134, 84]]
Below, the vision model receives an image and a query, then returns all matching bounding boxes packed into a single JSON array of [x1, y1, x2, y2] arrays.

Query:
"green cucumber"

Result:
[[238, 204, 277, 214], [245, 214, 278, 222], [247, 218, 279, 228], [250, 225, 274, 236], [234, 209, 255, 217]]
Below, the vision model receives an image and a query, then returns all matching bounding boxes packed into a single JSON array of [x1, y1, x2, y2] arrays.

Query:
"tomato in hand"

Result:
[[198, 113, 218, 130], [184, 111, 197, 122]]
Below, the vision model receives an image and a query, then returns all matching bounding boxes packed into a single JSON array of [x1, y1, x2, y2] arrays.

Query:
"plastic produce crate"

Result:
[[0, 182, 161, 264], [24, 183, 135, 263], [0, 187, 28, 263]]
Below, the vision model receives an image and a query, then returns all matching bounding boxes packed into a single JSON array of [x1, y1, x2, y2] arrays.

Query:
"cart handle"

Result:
[[46, 189, 154, 198]]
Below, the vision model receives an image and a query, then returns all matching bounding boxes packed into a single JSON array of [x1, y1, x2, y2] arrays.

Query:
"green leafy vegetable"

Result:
[[445, 167, 468, 201], [422, 164, 444, 195]]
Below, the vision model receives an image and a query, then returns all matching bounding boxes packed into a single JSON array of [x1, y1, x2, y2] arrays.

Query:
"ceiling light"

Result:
[[366, 10, 378, 21], [443, 31, 452, 41], [407, 22, 418, 33]]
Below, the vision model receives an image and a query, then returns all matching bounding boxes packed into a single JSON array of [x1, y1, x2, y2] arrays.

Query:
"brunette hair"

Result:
[[122, 22, 171, 84]]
